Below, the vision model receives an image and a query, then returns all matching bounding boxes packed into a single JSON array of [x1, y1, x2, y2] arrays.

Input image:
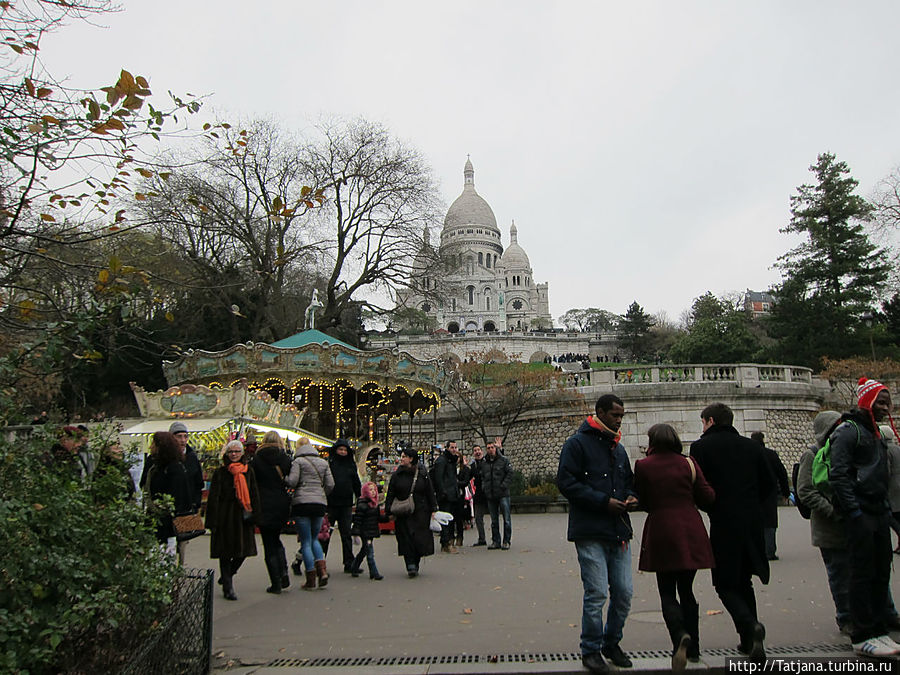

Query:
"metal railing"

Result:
[[120, 568, 214, 675]]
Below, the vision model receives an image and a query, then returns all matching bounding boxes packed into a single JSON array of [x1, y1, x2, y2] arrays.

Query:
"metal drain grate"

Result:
[[266, 645, 854, 668], [267, 652, 582, 668]]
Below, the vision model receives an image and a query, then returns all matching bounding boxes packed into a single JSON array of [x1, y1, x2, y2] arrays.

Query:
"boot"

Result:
[[265, 553, 282, 594], [220, 559, 237, 601], [280, 550, 291, 589], [683, 600, 700, 661], [671, 632, 690, 673], [301, 570, 317, 591], [315, 559, 329, 587]]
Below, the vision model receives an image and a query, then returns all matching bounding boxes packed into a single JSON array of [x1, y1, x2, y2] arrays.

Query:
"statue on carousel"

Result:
[[304, 289, 324, 330]]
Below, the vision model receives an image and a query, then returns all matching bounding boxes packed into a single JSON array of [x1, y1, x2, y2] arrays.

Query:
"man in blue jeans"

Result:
[[481, 438, 513, 550], [558, 394, 638, 674]]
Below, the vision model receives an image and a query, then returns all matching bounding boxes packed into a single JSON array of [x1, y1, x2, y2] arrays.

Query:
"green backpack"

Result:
[[811, 420, 859, 496]]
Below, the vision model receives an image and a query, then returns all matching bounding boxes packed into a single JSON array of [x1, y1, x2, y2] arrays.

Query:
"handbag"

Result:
[[173, 513, 205, 541], [318, 513, 332, 542], [391, 465, 418, 516]]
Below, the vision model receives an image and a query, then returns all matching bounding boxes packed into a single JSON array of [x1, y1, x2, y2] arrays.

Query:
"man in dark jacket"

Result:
[[829, 378, 900, 658], [690, 403, 774, 663], [481, 438, 513, 550], [558, 394, 638, 674], [169, 421, 205, 565], [469, 445, 488, 546], [750, 431, 790, 561], [430, 440, 461, 553], [325, 439, 362, 573]]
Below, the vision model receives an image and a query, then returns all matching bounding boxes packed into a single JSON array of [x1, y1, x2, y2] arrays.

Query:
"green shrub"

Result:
[[0, 426, 178, 674], [523, 472, 559, 497], [509, 469, 526, 496]]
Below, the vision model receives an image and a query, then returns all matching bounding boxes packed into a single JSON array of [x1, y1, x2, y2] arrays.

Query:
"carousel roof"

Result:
[[269, 329, 356, 351]]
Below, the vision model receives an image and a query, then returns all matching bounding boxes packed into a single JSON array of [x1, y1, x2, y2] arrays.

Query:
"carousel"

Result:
[[160, 327, 450, 450]]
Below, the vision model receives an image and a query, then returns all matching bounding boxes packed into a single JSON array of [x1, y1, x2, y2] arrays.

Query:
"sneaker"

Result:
[[370, 574, 384, 581], [487, 543, 501, 550], [600, 644, 632, 668], [582, 653, 609, 674], [473, 540, 487, 547], [853, 637, 898, 658], [406, 564, 418, 578], [874, 635, 900, 655], [501, 542, 510, 550]]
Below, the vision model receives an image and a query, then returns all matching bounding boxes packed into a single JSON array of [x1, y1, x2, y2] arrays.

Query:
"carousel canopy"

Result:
[[269, 329, 356, 351], [158, 330, 451, 447]]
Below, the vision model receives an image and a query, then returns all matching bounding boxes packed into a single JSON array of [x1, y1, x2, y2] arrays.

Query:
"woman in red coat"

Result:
[[635, 423, 715, 671]]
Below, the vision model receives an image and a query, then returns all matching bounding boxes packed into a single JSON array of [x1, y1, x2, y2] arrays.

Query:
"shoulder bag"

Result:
[[391, 464, 418, 516]]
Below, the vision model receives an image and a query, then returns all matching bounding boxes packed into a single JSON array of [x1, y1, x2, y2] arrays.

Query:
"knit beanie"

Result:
[[857, 377, 888, 411], [857, 376, 898, 440]]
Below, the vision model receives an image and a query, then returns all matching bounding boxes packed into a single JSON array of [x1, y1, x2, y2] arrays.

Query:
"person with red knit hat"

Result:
[[829, 377, 899, 658]]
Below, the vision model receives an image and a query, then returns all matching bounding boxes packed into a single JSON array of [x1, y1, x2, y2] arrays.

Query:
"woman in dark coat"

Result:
[[249, 431, 292, 594], [146, 431, 192, 556], [385, 446, 438, 577], [206, 440, 262, 601], [634, 424, 715, 671]]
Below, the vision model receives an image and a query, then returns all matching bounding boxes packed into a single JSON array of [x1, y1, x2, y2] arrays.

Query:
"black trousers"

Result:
[[847, 511, 892, 642], [326, 505, 353, 569], [259, 526, 287, 587], [713, 549, 760, 643], [656, 570, 699, 649]]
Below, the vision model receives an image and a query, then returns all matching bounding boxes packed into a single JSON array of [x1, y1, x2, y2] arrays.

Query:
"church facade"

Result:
[[398, 158, 552, 332]]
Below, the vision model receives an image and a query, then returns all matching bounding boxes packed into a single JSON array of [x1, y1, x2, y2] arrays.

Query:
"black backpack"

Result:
[[791, 462, 811, 519]]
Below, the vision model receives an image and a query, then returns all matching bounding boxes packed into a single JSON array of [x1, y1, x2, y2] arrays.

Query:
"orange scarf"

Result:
[[586, 415, 622, 444], [227, 462, 252, 512]]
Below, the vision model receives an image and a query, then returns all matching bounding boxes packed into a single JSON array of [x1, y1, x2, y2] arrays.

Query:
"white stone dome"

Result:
[[442, 158, 499, 232], [501, 221, 530, 269]]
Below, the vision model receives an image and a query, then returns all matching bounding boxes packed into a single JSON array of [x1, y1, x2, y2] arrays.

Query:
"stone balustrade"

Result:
[[593, 363, 813, 387]]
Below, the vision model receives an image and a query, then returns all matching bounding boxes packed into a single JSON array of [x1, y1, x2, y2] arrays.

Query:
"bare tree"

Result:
[[298, 118, 443, 330], [138, 120, 326, 343], [443, 350, 582, 445]]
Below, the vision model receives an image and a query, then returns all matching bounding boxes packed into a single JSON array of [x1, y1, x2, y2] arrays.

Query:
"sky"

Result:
[[40, 1, 900, 323]]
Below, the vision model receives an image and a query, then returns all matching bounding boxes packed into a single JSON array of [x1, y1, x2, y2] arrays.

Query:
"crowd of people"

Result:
[[559, 378, 900, 673], [42, 374, 900, 669]]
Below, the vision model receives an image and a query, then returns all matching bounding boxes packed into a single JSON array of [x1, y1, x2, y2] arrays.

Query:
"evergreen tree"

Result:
[[670, 292, 760, 363], [617, 301, 655, 361], [769, 153, 888, 367]]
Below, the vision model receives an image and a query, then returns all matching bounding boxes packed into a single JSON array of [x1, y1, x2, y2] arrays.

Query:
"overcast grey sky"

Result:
[[41, 1, 900, 322]]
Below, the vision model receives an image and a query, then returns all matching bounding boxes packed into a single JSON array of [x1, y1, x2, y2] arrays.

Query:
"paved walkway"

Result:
[[185, 509, 900, 673]]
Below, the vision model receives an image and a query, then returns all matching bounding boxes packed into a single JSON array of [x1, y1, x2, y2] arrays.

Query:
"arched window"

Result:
[[478, 252, 483, 266], [467, 286, 475, 305], [486, 296, 491, 310], [486, 254, 491, 269]]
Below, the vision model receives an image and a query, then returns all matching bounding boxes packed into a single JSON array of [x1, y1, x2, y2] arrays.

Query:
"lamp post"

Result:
[[862, 311, 877, 363]]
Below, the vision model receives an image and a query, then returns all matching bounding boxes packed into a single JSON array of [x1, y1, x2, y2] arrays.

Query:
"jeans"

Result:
[[326, 505, 353, 569], [438, 500, 458, 545], [295, 515, 324, 573], [575, 539, 633, 655], [473, 501, 487, 542], [820, 547, 851, 629], [351, 537, 380, 577], [487, 496, 512, 545]]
